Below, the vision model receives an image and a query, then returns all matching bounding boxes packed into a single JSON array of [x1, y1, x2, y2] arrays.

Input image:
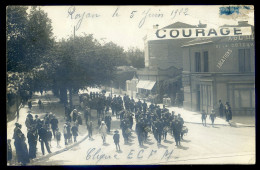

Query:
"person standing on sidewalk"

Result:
[[63, 123, 69, 145], [201, 110, 207, 126], [210, 109, 216, 127], [27, 126, 37, 159], [99, 121, 107, 145], [219, 100, 224, 117], [71, 123, 78, 143], [225, 102, 232, 122], [46, 127, 53, 147], [50, 114, 58, 138], [56, 128, 61, 148], [14, 127, 30, 165], [87, 121, 93, 139], [38, 124, 52, 155], [7, 139, 12, 165]]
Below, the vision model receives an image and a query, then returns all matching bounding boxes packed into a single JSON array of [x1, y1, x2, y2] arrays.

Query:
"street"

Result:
[[28, 92, 255, 165], [7, 90, 255, 165]]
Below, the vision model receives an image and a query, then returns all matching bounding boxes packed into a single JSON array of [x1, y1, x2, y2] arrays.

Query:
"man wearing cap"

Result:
[[27, 126, 38, 159], [38, 124, 51, 155], [113, 130, 121, 151], [50, 114, 59, 138]]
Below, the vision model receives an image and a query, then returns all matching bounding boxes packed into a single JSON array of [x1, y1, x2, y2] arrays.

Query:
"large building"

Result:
[[181, 21, 255, 115], [135, 22, 206, 103]]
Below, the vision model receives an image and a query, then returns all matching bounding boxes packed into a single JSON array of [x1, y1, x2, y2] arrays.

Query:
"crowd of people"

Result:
[[12, 91, 237, 165], [77, 93, 189, 149], [201, 100, 233, 127]]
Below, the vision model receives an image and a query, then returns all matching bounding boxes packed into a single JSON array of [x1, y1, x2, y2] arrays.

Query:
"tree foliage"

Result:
[[125, 47, 144, 68], [7, 6, 55, 72]]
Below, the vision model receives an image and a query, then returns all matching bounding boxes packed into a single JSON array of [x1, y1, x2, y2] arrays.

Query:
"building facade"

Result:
[[137, 22, 206, 103], [182, 21, 255, 115]]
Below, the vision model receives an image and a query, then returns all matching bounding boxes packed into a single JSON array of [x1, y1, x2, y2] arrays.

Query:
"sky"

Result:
[[39, 5, 254, 50]]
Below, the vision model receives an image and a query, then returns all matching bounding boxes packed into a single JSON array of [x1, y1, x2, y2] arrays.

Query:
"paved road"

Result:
[[31, 115, 255, 165]]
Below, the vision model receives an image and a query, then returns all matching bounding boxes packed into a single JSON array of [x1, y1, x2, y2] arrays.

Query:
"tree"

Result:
[[125, 47, 144, 68], [25, 6, 55, 69], [6, 6, 28, 72], [52, 35, 121, 108]]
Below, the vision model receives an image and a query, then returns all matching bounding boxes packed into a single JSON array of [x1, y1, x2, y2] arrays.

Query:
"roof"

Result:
[[181, 37, 223, 47], [136, 80, 156, 90], [162, 21, 199, 29]]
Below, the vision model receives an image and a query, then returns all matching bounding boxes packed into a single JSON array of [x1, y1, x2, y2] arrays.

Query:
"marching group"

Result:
[[12, 91, 230, 165], [78, 93, 189, 152]]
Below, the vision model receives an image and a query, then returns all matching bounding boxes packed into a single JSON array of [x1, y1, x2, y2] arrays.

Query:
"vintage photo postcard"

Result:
[[6, 5, 255, 165]]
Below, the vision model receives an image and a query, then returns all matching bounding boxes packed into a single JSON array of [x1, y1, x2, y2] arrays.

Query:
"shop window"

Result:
[[195, 52, 201, 72], [203, 51, 209, 72], [238, 49, 251, 73]]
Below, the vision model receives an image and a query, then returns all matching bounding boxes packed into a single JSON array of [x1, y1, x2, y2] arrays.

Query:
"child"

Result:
[[87, 121, 93, 139], [56, 128, 61, 148], [7, 139, 12, 165], [113, 130, 120, 151], [71, 123, 78, 143], [210, 109, 216, 127], [201, 110, 207, 126]]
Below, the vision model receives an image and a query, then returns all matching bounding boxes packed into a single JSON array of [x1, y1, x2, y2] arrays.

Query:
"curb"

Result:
[[28, 134, 89, 165], [184, 121, 255, 127]]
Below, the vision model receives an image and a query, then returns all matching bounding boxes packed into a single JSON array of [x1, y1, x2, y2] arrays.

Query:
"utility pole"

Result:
[[69, 26, 76, 110]]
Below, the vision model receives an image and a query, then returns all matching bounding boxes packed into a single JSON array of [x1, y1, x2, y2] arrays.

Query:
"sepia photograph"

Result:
[[6, 5, 255, 165]]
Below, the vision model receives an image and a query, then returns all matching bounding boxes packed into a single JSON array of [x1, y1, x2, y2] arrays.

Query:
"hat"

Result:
[[101, 121, 105, 124]]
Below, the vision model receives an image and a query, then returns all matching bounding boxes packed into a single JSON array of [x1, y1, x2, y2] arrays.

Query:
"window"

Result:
[[238, 49, 251, 72], [233, 89, 255, 108], [203, 51, 209, 72], [195, 52, 201, 72]]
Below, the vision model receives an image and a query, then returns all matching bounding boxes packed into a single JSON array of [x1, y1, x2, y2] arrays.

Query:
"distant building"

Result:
[[181, 21, 255, 115], [136, 21, 206, 103], [112, 66, 137, 94]]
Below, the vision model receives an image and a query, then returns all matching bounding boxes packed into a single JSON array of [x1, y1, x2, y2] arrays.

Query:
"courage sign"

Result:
[[148, 27, 252, 40]]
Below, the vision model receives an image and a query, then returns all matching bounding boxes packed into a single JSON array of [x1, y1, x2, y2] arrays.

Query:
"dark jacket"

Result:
[[71, 126, 78, 136], [50, 118, 58, 129], [38, 127, 48, 141], [113, 133, 120, 143]]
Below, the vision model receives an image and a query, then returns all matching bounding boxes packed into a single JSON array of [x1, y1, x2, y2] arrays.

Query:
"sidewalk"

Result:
[[7, 89, 254, 165], [102, 91, 255, 128], [7, 91, 100, 166]]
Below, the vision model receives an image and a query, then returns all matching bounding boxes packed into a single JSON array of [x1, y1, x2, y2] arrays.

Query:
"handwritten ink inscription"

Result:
[[86, 147, 174, 163], [67, 6, 101, 31], [67, 6, 189, 31]]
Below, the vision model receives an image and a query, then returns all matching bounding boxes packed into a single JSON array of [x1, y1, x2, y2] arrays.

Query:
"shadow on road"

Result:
[[177, 145, 189, 150], [158, 144, 168, 149], [145, 141, 155, 145], [103, 143, 110, 146], [140, 145, 149, 149], [181, 139, 191, 143], [164, 140, 174, 144]]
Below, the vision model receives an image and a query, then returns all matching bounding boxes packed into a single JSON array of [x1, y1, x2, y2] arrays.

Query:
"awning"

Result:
[[136, 80, 156, 90]]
